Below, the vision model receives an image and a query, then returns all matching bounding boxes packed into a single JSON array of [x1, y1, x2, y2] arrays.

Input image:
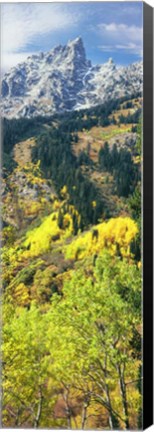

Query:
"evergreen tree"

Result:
[[57, 209, 64, 229]]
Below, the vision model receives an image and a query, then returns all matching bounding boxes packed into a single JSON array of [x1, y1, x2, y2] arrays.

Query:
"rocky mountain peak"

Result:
[[67, 36, 86, 58], [1, 37, 142, 119], [67, 36, 84, 50], [61, 37, 90, 70], [108, 57, 114, 66]]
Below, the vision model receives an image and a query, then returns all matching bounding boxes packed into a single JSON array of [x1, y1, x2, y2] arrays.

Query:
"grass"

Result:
[[14, 137, 36, 166], [100, 125, 132, 141], [73, 124, 133, 163]]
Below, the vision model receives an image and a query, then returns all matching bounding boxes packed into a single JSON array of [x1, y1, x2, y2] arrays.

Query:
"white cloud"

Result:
[[1, 3, 80, 71], [116, 43, 137, 50], [98, 22, 142, 42], [98, 45, 114, 53], [1, 52, 35, 74], [97, 22, 143, 57]]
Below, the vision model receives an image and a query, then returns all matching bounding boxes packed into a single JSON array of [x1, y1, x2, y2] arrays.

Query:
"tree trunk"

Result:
[[103, 355, 119, 429], [34, 388, 43, 428], [15, 408, 23, 427], [81, 396, 90, 429], [63, 387, 72, 429], [105, 382, 120, 429], [117, 364, 130, 430]]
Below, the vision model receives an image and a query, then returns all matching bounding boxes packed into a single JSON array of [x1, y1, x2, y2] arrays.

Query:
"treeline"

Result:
[[52, 92, 141, 131], [2, 91, 141, 174], [2, 91, 141, 151], [2, 92, 141, 212]]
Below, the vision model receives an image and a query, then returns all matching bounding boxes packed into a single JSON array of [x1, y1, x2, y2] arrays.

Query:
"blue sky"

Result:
[[1, 2, 143, 72]]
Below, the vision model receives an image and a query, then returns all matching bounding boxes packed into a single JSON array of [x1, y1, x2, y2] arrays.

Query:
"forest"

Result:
[[2, 94, 142, 429]]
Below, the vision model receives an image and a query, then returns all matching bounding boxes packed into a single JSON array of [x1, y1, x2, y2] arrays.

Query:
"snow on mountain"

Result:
[[1, 37, 143, 118]]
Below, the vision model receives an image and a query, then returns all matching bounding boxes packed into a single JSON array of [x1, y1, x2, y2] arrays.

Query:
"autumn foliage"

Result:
[[2, 100, 142, 429]]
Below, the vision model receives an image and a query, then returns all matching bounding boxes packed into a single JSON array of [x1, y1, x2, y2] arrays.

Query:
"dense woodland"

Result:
[[2, 95, 142, 429]]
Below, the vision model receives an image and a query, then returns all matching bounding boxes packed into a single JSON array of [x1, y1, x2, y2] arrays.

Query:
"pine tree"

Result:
[[57, 209, 64, 229]]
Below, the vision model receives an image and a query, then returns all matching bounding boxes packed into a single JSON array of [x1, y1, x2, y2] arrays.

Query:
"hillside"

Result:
[[2, 95, 142, 428]]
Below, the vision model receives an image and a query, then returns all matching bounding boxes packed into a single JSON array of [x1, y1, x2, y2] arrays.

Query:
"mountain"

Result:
[[1, 37, 143, 119]]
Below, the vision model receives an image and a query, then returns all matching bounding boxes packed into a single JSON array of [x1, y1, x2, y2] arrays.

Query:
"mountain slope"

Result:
[[1, 37, 142, 118]]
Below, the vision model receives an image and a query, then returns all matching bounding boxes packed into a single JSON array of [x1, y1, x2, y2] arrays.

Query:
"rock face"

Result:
[[1, 37, 143, 118]]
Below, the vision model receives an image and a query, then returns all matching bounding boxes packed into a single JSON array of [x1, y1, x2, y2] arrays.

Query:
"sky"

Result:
[[1, 2, 143, 73]]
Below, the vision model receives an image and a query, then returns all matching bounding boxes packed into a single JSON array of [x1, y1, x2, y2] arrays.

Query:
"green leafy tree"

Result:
[[47, 252, 141, 429], [2, 303, 56, 428]]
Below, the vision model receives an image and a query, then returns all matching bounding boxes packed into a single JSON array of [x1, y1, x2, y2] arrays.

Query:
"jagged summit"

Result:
[[108, 57, 114, 65], [67, 36, 86, 52], [67, 36, 84, 48], [67, 36, 89, 65], [1, 37, 142, 118]]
